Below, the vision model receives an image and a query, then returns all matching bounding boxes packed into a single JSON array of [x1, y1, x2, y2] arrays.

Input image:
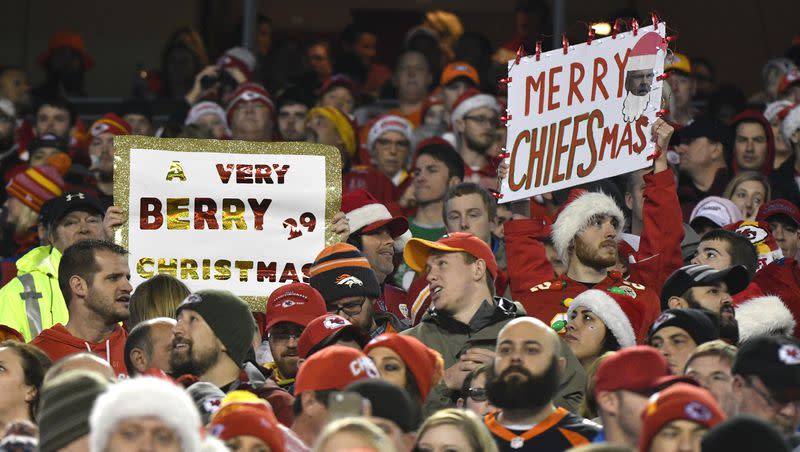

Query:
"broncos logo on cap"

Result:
[[335, 274, 363, 287]]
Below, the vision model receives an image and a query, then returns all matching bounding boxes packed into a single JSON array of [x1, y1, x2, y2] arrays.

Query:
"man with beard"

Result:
[[730, 335, 800, 448], [343, 189, 413, 326], [0, 191, 107, 341], [31, 240, 131, 376], [226, 82, 275, 142], [88, 113, 131, 209], [483, 317, 600, 451], [661, 264, 750, 342], [450, 89, 500, 189], [169, 289, 295, 426], [262, 283, 327, 391], [309, 243, 406, 337], [505, 189, 660, 334], [621, 32, 664, 123], [276, 85, 311, 142]]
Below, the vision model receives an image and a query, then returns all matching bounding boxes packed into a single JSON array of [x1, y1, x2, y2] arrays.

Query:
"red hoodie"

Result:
[[31, 323, 128, 376], [728, 110, 776, 176]]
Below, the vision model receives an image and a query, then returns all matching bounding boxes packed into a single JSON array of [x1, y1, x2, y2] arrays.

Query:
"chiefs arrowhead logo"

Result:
[[336, 274, 363, 287], [684, 402, 712, 422], [323, 315, 348, 330]]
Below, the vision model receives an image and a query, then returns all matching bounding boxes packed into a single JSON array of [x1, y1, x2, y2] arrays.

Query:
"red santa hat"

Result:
[[217, 47, 256, 81], [735, 295, 796, 342], [764, 100, 793, 123], [626, 32, 667, 72], [778, 69, 800, 96], [367, 115, 414, 153], [567, 288, 647, 346], [551, 189, 625, 264], [780, 102, 800, 146], [342, 189, 411, 252], [450, 88, 499, 128], [225, 82, 274, 124]]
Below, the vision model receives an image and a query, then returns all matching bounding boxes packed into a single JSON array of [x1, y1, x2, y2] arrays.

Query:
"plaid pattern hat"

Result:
[[309, 243, 381, 304], [176, 290, 257, 366], [6, 165, 64, 212]]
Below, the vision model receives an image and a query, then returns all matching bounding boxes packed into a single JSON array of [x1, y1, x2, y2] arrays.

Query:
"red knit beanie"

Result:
[[364, 333, 444, 400], [6, 165, 65, 212]]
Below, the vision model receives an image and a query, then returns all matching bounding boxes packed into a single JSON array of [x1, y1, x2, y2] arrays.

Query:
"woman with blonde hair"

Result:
[[127, 274, 190, 327], [415, 408, 499, 452], [723, 171, 771, 221], [315, 418, 394, 452]]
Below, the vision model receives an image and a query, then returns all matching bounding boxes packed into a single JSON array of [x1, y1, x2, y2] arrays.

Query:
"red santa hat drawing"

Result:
[[622, 32, 666, 123]]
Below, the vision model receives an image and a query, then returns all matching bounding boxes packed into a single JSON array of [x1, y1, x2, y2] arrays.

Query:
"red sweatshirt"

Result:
[[31, 323, 128, 376]]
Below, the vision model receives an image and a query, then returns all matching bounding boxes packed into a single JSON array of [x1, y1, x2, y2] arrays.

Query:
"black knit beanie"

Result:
[[647, 308, 719, 345], [309, 243, 381, 304]]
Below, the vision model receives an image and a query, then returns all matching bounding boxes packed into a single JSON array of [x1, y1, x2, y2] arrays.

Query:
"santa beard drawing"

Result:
[[622, 69, 654, 123]]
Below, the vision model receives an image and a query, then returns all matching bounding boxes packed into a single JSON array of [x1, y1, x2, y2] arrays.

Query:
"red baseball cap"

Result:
[[756, 199, 800, 226], [403, 232, 498, 279], [264, 283, 327, 332], [294, 345, 378, 395], [639, 383, 726, 452], [297, 314, 368, 359], [595, 346, 693, 396]]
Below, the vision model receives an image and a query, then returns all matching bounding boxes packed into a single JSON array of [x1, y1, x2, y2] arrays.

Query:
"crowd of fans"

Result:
[[0, 4, 799, 452]]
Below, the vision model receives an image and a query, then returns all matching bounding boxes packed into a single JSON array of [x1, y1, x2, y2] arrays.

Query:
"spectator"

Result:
[[226, 82, 275, 142], [593, 346, 688, 448], [408, 138, 464, 241], [416, 408, 499, 452], [208, 391, 286, 452], [389, 49, 433, 127], [440, 61, 480, 113], [0, 66, 31, 115], [338, 24, 391, 97], [638, 383, 726, 452], [118, 99, 154, 136], [723, 171, 770, 221], [456, 365, 495, 416], [757, 199, 800, 260], [157, 27, 209, 100], [773, 103, 800, 205], [43, 352, 116, 384], [664, 54, 697, 126], [127, 273, 189, 328], [751, 57, 797, 104], [31, 97, 74, 143], [33, 32, 92, 98], [184, 101, 230, 139], [0, 341, 51, 431], [124, 317, 176, 376], [297, 313, 368, 360], [315, 417, 394, 452], [450, 88, 500, 188], [37, 370, 108, 452], [0, 99, 19, 187], [309, 243, 405, 336], [0, 165, 64, 257], [701, 416, 791, 452], [683, 340, 737, 415], [366, 115, 414, 185], [729, 335, 800, 444], [563, 289, 647, 368], [691, 229, 758, 278], [363, 333, 444, 407], [89, 376, 209, 452], [660, 264, 749, 323], [675, 118, 733, 220], [169, 289, 295, 425], [30, 240, 131, 376], [342, 189, 412, 324], [689, 196, 743, 235], [764, 99, 794, 167], [305, 40, 333, 90], [729, 110, 775, 176], [319, 74, 357, 116], [275, 85, 312, 142], [291, 345, 378, 447], [345, 378, 420, 452], [262, 283, 327, 391], [483, 317, 600, 450], [27, 134, 69, 169], [88, 113, 131, 207], [647, 309, 720, 374]]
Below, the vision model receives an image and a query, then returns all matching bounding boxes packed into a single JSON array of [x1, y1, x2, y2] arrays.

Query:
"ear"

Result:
[[37, 224, 46, 242], [709, 142, 724, 160], [667, 296, 688, 310], [130, 347, 148, 373], [624, 192, 634, 210], [473, 259, 487, 282], [448, 175, 461, 187], [69, 275, 88, 298], [24, 385, 36, 403], [302, 390, 321, 414], [596, 391, 620, 416]]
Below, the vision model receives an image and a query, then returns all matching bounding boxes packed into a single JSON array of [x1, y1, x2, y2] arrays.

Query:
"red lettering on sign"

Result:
[[525, 73, 546, 116], [568, 63, 585, 106], [140, 198, 163, 229], [591, 58, 609, 101], [578, 110, 603, 177], [551, 117, 572, 183], [567, 113, 589, 180], [548, 66, 563, 111], [614, 49, 631, 98]]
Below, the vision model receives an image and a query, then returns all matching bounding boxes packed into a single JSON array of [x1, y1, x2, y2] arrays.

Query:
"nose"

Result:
[[426, 269, 438, 284], [287, 335, 299, 347], [603, 222, 616, 238], [565, 321, 576, 332], [690, 255, 700, 265], [121, 278, 133, 293]]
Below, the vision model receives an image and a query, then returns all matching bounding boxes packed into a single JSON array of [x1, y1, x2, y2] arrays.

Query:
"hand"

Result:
[[497, 160, 509, 180], [332, 211, 350, 242], [443, 348, 496, 390], [185, 65, 220, 105], [651, 118, 673, 173], [103, 206, 125, 241], [460, 348, 495, 366], [398, 183, 417, 209]]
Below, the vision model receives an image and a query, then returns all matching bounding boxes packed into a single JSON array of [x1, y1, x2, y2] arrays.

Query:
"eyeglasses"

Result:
[[467, 387, 488, 402], [463, 115, 499, 127], [744, 376, 800, 413], [268, 325, 304, 343], [328, 298, 367, 317]]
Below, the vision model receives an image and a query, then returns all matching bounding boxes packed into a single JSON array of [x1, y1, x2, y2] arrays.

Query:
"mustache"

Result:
[[501, 365, 533, 380]]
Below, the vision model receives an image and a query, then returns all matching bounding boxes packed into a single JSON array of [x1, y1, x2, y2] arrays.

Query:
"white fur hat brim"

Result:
[[735, 295, 797, 343], [781, 104, 800, 146], [567, 289, 636, 347], [451, 93, 500, 128], [551, 191, 625, 263], [89, 377, 201, 452]]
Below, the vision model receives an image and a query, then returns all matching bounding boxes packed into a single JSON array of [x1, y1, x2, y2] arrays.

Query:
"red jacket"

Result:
[[31, 323, 128, 376], [374, 284, 412, 327], [734, 258, 800, 339], [504, 219, 660, 336], [626, 169, 685, 296]]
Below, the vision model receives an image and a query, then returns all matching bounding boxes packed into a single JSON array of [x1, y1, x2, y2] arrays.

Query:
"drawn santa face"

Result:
[[621, 31, 665, 123], [625, 69, 655, 96]]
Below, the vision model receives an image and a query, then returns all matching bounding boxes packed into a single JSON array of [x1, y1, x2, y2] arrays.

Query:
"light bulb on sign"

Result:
[[591, 22, 612, 36]]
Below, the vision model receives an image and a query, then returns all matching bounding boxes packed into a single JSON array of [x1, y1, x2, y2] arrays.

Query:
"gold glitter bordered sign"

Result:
[[113, 136, 342, 311]]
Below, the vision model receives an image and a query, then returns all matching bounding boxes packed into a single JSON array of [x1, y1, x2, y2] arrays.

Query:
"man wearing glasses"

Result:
[[730, 334, 800, 447], [262, 283, 327, 391], [310, 243, 406, 338], [450, 88, 501, 189]]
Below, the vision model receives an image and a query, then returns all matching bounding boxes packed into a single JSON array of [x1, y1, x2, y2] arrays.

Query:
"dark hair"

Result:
[[0, 341, 52, 420], [462, 253, 495, 297], [340, 23, 376, 47], [601, 329, 621, 354], [124, 321, 154, 376], [443, 182, 497, 222], [459, 364, 489, 401], [404, 368, 422, 403], [416, 142, 465, 181], [292, 388, 335, 416], [34, 97, 76, 126], [58, 240, 129, 305], [699, 229, 758, 278]]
